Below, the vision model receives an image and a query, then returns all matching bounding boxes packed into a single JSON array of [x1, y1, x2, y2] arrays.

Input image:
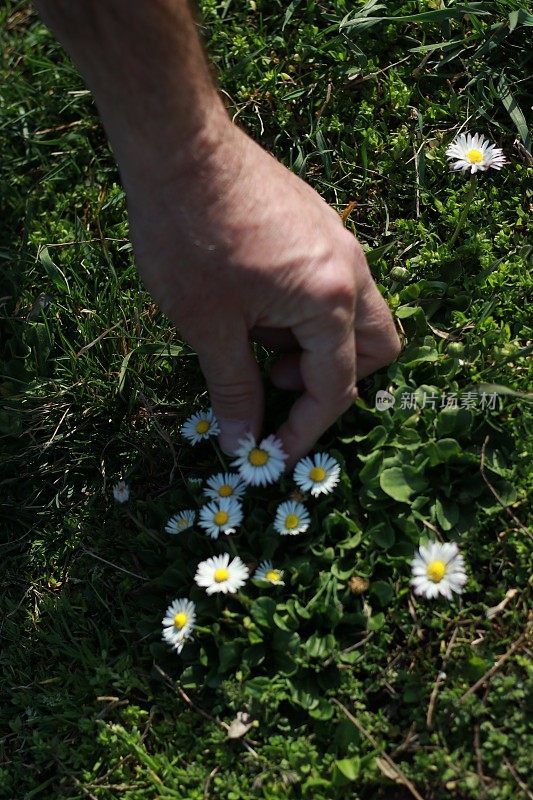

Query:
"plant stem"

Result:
[[211, 439, 229, 472], [449, 174, 477, 247], [224, 535, 240, 558]]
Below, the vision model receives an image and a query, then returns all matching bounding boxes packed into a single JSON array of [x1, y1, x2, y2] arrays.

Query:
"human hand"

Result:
[[122, 117, 400, 465]]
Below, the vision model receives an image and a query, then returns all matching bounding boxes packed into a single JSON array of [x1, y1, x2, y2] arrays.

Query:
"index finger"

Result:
[[275, 309, 357, 466]]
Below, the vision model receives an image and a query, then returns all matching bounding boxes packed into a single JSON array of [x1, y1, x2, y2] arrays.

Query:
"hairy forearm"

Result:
[[34, 0, 232, 185]]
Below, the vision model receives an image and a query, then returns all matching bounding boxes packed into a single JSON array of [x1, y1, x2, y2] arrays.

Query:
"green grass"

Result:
[[1, 1, 532, 798]]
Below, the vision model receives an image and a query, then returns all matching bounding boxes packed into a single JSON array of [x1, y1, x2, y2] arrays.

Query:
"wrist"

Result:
[[107, 94, 236, 194]]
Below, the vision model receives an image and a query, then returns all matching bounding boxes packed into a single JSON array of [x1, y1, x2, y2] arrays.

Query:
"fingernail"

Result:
[[218, 419, 250, 455]]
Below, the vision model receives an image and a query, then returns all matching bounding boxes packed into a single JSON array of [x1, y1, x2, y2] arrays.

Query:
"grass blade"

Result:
[[493, 76, 531, 154]]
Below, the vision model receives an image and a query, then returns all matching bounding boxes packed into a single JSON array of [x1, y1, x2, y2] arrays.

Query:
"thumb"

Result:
[[196, 323, 264, 455]]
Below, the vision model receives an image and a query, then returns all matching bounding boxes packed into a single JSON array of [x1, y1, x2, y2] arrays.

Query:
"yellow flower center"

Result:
[[195, 419, 210, 434], [178, 517, 188, 527], [285, 514, 299, 529], [466, 148, 483, 164], [173, 612, 188, 629], [214, 567, 229, 582], [248, 448, 269, 466], [426, 560, 446, 582], [218, 484, 233, 497], [266, 570, 281, 582], [309, 466, 326, 482], [214, 510, 229, 526]]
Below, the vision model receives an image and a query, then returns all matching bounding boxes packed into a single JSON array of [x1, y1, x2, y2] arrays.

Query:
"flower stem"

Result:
[[211, 439, 229, 472], [224, 535, 240, 558], [449, 174, 477, 247]]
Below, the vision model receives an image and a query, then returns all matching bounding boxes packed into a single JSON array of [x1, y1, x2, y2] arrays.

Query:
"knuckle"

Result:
[[208, 379, 258, 413], [322, 268, 356, 310], [322, 372, 357, 414], [335, 384, 358, 413]]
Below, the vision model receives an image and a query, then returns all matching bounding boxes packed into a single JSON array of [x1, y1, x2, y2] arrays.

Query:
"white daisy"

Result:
[[112, 480, 130, 504], [231, 433, 287, 486], [198, 496, 243, 540], [293, 452, 340, 497], [162, 598, 196, 653], [254, 560, 285, 585], [194, 553, 249, 595], [446, 132, 507, 174], [181, 408, 220, 445], [165, 509, 196, 535], [202, 472, 247, 501], [274, 500, 311, 536], [411, 541, 467, 600]]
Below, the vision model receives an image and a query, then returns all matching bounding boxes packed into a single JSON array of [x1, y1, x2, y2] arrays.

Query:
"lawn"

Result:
[[1, 1, 532, 798]]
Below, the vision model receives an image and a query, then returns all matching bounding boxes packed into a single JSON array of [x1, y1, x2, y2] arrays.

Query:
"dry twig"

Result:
[[204, 766, 220, 800], [139, 392, 179, 487], [80, 546, 147, 581], [503, 757, 533, 800], [480, 437, 531, 537], [426, 627, 459, 728], [474, 723, 489, 798], [460, 622, 531, 702], [153, 664, 261, 759], [332, 698, 427, 800]]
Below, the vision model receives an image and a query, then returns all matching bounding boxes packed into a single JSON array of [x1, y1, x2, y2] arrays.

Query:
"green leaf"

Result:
[[288, 680, 319, 710], [243, 676, 272, 699], [359, 450, 384, 484], [241, 645, 265, 668], [334, 720, 361, 752], [117, 343, 183, 392], [324, 510, 361, 539], [368, 521, 395, 549], [477, 382, 533, 402], [338, 531, 363, 552], [343, 424, 388, 447], [427, 438, 462, 464], [250, 597, 276, 628], [340, 2, 489, 30], [282, 0, 302, 30], [434, 498, 459, 531], [308, 699, 335, 720], [218, 642, 242, 673], [408, 38, 465, 54], [366, 242, 395, 266], [395, 305, 420, 318], [370, 580, 394, 607], [509, 9, 533, 31], [390, 427, 421, 450], [492, 77, 531, 153], [400, 345, 439, 367], [331, 558, 358, 580], [380, 466, 428, 503], [368, 612, 385, 631], [435, 407, 474, 437], [335, 756, 361, 781], [39, 246, 70, 293], [272, 612, 296, 632], [305, 633, 335, 659], [315, 129, 332, 180]]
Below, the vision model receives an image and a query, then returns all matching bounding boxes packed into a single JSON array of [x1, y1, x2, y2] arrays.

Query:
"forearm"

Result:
[[34, 0, 232, 188]]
